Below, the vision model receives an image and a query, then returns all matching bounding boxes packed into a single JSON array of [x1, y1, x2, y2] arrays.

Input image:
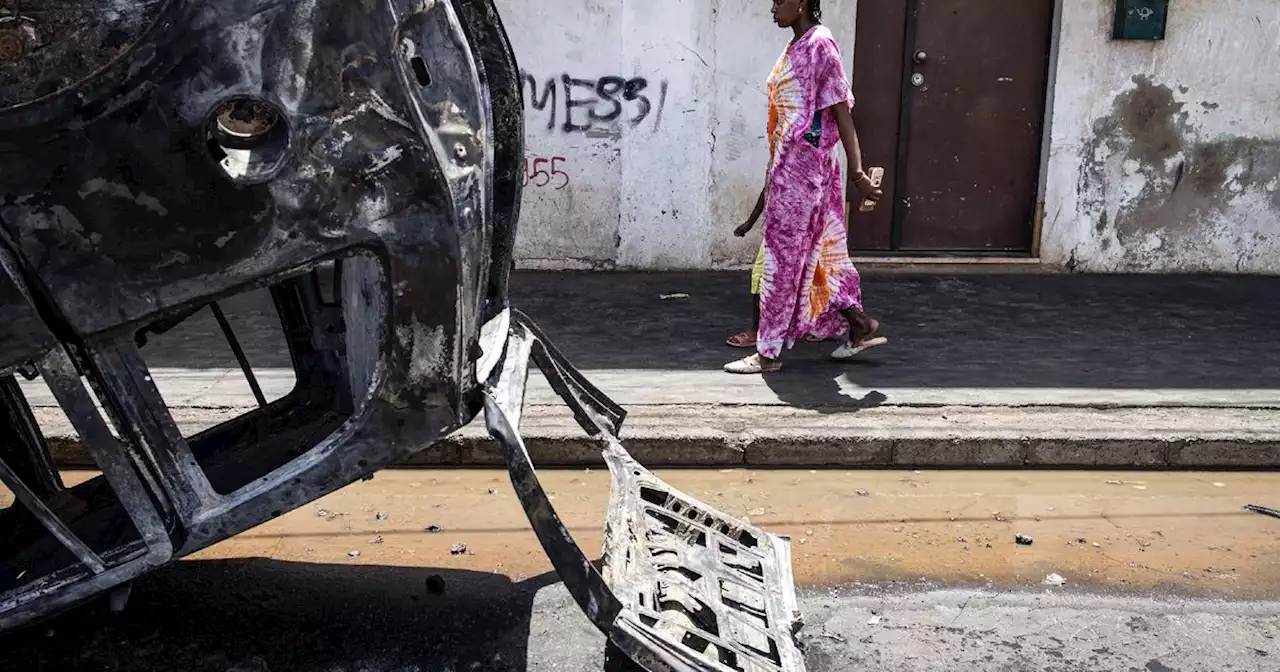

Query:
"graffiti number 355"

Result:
[[523, 156, 570, 189]]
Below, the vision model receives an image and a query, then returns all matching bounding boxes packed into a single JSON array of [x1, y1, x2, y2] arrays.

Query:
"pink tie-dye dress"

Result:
[[756, 25, 863, 359]]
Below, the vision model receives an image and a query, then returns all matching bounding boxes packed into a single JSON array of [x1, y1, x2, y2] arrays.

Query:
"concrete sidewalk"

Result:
[[21, 272, 1280, 468]]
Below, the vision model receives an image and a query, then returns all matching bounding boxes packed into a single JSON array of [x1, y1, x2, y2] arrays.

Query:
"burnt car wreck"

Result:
[[0, 0, 804, 669]]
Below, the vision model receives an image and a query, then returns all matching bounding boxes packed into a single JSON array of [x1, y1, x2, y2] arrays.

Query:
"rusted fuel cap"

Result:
[[0, 0, 165, 109]]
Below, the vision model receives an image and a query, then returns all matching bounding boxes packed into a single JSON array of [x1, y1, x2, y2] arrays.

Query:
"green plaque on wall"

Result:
[[1113, 0, 1169, 40]]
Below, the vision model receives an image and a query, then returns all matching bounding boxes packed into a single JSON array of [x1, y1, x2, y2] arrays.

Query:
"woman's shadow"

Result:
[[761, 344, 889, 414]]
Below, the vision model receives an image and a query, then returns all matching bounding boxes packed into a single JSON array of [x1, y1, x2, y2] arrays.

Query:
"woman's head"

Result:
[[772, 0, 821, 28]]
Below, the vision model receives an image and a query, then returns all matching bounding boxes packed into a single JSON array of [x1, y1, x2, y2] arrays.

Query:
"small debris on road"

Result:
[[748, 508, 768, 516], [425, 575, 446, 595], [856, 490, 870, 497], [1093, 542, 1102, 548], [450, 542, 469, 555], [487, 488, 497, 495], [1043, 573, 1067, 587], [375, 511, 387, 521], [867, 615, 882, 626], [659, 293, 689, 300], [369, 535, 384, 545], [1015, 534, 1034, 546], [424, 525, 443, 533], [317, 509, 328, 518], [347, 549, 361, 558], [1213, 482, 1226, 488], [1076, 537, 1087, 544]]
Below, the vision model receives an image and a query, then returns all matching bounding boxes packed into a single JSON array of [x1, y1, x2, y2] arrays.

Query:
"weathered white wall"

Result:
[[1041, 0, 1280, 273], [501, 0, 1278, 273], [496, 0, 855, 270]]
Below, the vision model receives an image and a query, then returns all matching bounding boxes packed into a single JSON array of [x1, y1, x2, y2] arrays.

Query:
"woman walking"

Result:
[[724, 0, 885, 374]]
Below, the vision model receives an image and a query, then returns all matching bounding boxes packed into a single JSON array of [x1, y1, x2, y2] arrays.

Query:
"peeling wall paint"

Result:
[[1042, 0, 1280, 273], [496, 0, 855, 270]]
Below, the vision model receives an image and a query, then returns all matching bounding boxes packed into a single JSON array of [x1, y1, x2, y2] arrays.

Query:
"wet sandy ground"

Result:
[[187, 468, 1280, 598], [8, 468, 1273, 597]]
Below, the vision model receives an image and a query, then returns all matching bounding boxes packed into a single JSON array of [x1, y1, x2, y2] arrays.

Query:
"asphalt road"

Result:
[[3, 571, 1277, 671], [3, 469, 1280, 671]]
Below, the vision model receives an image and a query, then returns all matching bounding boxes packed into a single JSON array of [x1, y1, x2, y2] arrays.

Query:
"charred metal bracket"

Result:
[[486, 312, 807, 672], [0, 346, 174, 632]]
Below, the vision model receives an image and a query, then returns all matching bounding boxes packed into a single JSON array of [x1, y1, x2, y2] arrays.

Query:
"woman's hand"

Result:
[[850, 170, 883, 205], [734, 220, 755, 237]]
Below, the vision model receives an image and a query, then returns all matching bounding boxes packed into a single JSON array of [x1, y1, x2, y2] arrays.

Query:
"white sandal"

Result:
[[723, 354, 783, 374], [831, 336, 889, 361]]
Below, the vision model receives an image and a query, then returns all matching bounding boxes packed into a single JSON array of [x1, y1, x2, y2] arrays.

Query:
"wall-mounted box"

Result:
[[1113, 0, 1169, 41]]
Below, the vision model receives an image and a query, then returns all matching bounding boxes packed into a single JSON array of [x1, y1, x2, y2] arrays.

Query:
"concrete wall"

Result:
[[498, 0, 1278, 273], [496, 0, 855, 270], [1041, 0, 1280, 273]]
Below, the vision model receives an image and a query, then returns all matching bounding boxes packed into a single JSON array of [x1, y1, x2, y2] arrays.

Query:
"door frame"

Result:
[[849, 0, 1063, 257]]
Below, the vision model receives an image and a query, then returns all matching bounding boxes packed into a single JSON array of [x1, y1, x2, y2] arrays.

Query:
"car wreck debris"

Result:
[[1245, 504, 1280, 520], [0, 0, 806, 669]]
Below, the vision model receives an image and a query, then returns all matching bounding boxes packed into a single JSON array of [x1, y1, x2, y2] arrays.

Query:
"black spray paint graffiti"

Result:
[[520, 71, 668, 135]]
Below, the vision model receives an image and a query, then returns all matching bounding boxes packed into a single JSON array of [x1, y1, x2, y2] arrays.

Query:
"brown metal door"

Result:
[[850, 0, 1054, 253]]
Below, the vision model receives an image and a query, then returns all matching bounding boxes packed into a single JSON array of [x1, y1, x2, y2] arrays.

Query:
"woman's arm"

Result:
[[831, 102, 881, 205], [735, 187, 767, 237]]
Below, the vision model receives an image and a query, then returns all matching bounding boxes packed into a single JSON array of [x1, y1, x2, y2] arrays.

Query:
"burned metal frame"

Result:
[[0, 0, 524, 628], [0, 0, 805, 668], [485, 312, 806, 672]]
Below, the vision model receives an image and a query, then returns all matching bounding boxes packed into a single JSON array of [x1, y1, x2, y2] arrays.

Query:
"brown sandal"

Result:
[[726, 332, 757, 348]]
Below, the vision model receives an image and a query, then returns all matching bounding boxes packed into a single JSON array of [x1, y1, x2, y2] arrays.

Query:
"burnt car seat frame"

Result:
[[0, 1, 806, 669]]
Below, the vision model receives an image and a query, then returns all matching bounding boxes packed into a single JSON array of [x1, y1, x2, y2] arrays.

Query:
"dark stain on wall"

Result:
[[1077, 75, 1280, 269]]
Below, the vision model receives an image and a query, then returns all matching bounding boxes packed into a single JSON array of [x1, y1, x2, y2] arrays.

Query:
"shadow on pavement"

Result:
[[513, 272, 1280, 390], [0, 559, 561, 672], [764, 363, 889, 414], [138, 271, 1280, 390]]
